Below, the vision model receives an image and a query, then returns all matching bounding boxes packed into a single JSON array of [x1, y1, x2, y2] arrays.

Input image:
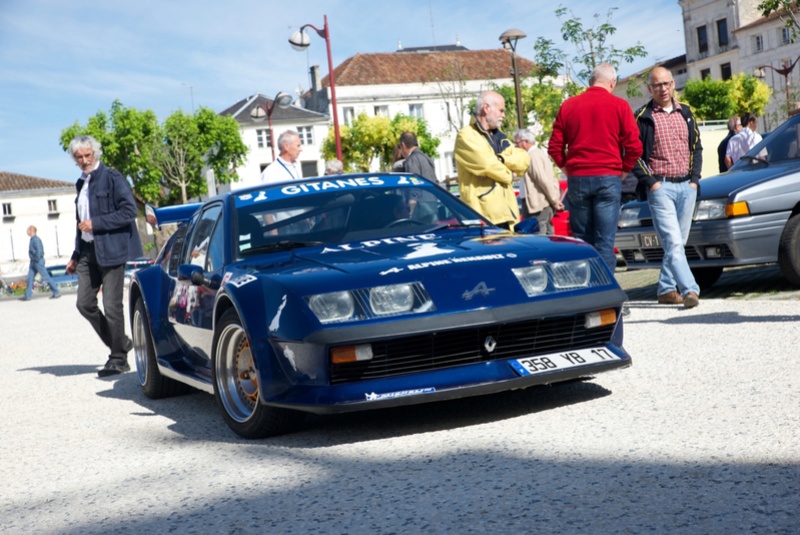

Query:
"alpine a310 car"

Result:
[[130, 173, 631, 438], [615, 114, 800, 289]]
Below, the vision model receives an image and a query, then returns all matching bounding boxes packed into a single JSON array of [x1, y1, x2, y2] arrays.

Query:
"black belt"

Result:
[[655, 175, 689, 183]]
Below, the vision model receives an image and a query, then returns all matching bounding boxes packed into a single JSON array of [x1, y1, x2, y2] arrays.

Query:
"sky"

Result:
[[0, 0, 686, 182]]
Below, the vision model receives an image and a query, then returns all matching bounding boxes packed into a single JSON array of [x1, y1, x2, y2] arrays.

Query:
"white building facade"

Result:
[[0, 172, 76, 277]]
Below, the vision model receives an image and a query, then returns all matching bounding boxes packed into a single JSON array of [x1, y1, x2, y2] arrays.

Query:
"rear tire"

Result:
[[690, 266, 723, 290], [778, 213, 800, 286], [212, 309, 301, 439], [132, 298, 190, 398]]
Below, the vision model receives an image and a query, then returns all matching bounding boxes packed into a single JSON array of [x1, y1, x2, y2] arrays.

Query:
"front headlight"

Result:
[[618, 206, 643, 228], [307, 291, 354, 323], [306, 282, 434, 323], [512, 265, 548, 297], [551, 259, 591, 288], [694, 199, 728, 221], [369, 284, 414, 315]]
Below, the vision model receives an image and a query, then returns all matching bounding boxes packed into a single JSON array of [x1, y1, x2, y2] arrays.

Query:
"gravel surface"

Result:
[[2, 291, 799, 534]]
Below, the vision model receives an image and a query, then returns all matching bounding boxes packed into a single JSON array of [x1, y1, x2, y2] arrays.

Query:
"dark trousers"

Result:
[[76, 242, 128, 361]]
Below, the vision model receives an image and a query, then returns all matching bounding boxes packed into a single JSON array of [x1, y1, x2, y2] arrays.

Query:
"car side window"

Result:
[[185, 204, 222, 271], [167, 225, 189, 276]]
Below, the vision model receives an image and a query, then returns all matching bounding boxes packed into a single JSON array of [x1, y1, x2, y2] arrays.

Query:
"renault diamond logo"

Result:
[[484, 335, 497, 353], [462, 281, 495, 300]]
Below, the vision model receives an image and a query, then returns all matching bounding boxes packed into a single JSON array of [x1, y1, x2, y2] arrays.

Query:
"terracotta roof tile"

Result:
[[319, 49, 537, 87], [0, 171, 73, 193]]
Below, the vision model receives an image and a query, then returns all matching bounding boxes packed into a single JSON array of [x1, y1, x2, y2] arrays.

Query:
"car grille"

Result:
[[621, 244, 733, 263], [329, 314, 616, 384]]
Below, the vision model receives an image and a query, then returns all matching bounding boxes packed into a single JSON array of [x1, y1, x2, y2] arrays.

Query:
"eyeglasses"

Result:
[[648, 80, 674, 90]]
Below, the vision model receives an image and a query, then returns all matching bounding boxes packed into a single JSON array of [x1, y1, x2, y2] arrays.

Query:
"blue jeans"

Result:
[[647, 181, 699, 297], [567, 175, 621, 272], [24, 260, 61, 299]]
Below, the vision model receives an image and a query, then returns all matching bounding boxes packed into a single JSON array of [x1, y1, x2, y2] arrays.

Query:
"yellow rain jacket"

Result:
[[455, 117, 530, 227]]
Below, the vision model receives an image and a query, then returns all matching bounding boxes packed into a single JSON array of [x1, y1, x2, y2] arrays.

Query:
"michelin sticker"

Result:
[[365, 387, 436, 401]]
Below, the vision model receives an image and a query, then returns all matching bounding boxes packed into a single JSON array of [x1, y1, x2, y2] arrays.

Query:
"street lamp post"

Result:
[[499, 28, 527, 130], [250, 92, 293, 161], [289, 14, 342, 162], [755, 56, 800, 117]]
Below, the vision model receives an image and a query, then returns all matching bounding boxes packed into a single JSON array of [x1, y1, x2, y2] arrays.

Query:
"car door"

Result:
[[169, 203, 224, 362]]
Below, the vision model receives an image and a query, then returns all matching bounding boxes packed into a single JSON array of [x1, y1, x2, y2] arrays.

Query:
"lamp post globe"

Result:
[[288, 31, 310, 51]]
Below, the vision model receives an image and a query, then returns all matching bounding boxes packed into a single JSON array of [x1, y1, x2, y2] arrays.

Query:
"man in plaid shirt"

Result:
[[633, 66, 703, 309]]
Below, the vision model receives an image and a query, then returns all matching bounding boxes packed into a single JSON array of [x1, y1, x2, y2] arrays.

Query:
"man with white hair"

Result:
[[513, 128, 563, 234], [548, 62, 642, 272], [454, 90, 529, 229], [260, 130, 303, 184]]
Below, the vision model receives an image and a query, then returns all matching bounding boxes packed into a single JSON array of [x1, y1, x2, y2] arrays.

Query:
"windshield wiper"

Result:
[[245, 240, 324, 254], [425, 221, 484, 232], [739, 155, 768, 166]]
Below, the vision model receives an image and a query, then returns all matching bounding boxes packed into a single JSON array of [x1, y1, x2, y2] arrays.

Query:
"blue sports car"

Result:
[[130, 174, 630, 438]]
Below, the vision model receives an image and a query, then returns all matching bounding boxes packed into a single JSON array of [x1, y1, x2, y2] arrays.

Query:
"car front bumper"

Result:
[[615, 211, 790, 269]]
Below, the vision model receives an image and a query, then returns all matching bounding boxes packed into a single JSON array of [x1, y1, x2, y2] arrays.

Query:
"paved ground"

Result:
[[1, 270, 799, 534]]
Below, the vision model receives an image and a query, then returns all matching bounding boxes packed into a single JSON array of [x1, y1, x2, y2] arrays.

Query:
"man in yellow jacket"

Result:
[[455, 91, 530, 229]]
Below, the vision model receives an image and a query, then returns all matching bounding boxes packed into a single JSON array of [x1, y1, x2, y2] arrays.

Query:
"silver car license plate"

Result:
[[641, 233, 661, 248]]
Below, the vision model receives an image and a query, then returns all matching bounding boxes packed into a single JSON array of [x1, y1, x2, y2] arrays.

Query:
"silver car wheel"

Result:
[[215, 322, 258, 423], [132, 306, 148, 387]]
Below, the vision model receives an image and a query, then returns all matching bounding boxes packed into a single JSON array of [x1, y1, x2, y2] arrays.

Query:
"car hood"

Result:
[[699, 161, 800, 199], [237, 230, 595, 293]]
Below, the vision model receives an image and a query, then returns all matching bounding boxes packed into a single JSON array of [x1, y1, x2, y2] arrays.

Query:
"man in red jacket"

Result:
[[548, 63, 642, 272]]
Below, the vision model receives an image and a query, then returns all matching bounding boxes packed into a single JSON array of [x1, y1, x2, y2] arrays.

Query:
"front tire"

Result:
[[212, 309, 300, 439], [778, 213, 800, 286], [132, 298, 190, 398]]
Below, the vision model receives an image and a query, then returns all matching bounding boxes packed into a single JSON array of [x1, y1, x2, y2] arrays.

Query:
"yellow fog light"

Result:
[[330, 344, 374, 364], [585, 309, 617, 329]]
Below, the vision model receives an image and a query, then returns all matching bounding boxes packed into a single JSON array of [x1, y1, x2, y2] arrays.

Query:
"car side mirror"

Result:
[[513, 218, 540, 235], [177, 264, 203, 283]]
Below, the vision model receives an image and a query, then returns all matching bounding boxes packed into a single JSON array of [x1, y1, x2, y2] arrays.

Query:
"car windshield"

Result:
[[233, 175, 485, 257], [734, 114, 800, 168]]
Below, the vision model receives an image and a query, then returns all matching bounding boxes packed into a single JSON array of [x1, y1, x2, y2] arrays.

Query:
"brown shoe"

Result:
[[683, 292, 700, 308], [657, 291, 684, 304]]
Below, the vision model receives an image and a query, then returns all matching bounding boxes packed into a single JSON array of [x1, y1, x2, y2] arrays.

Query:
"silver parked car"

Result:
[[615, 113, 800, 289]]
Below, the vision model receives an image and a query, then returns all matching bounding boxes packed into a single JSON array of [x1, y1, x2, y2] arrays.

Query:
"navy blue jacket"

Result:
[[29, 234, 44, 263], [71, 162, 143, 267]]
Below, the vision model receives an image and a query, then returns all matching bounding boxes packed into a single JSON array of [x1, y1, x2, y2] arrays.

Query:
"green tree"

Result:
[[321, 114, 440, 172], [534, 5, 648, 86], [61, 101, 248, 206], [758, 1, 800, 40], [729, 73, 772, 117], [681, 77, 735, 120]]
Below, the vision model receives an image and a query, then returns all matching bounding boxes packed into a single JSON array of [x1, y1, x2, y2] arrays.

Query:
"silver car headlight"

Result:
[[551, 259, 591, 288], [618, 206, 643, 228], [307, 291, 355, 323], [369, 284, 415, 315], [512, 265, 548, 296], [694, 199, 727, 221]]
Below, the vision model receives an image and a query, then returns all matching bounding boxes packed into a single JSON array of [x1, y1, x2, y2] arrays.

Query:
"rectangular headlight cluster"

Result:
[[306, 282, 435, 324], [512, 257, 613, 297]]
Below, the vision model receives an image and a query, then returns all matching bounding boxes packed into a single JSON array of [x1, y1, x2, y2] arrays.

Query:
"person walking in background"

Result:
[[455, 90, 529, 229], [260, 130, 303, 184], [19, 225, 61, 301], [399, 132, 437, 182], [717, 116, 742, 173], [65, 135, 143, 376], [513, 128, 563, 234], [324, 159, 344, 175], [633, 66, 702, 309], [725, 112, 762, 169], [547, 63, 642, 271]]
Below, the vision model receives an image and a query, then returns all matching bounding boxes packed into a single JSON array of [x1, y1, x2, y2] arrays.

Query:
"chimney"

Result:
[[310, 65, 322, 92]]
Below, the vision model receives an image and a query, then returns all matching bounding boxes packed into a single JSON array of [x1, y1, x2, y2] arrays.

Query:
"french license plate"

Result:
[[510, 347, 621, 377], [641, 233, 661, 248]]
